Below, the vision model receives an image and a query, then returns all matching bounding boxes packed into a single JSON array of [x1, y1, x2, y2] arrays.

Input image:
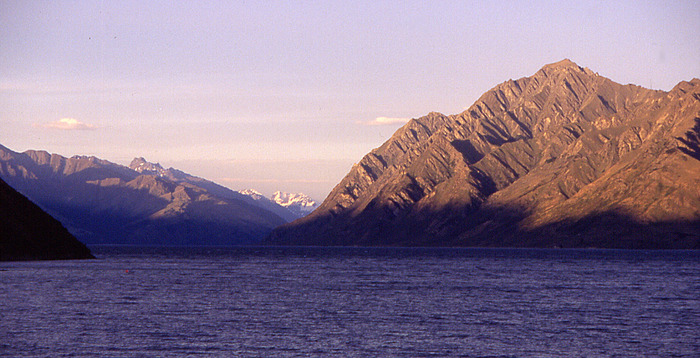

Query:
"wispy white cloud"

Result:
[[35, 118, 98, 130], [359, 116, 411, 126]]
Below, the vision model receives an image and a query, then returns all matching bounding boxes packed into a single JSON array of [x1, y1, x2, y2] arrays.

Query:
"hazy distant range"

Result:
[[0, 147, 316, 246]]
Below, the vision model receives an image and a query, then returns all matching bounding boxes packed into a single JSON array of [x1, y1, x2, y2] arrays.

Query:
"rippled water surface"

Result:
[[1, 247, 698, 357]]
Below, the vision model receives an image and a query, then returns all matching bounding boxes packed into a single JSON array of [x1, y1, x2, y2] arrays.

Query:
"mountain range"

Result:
[[268, 60, 700, 249], [3, 59, 697, 250], [0, 149, 300, 246], [270, 191, 318, 217]]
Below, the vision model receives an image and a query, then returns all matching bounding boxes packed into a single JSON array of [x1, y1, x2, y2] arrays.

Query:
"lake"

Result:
[[1, 247, 698, 357]]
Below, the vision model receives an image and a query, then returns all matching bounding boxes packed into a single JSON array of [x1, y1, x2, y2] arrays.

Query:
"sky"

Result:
[[1, 1, 699, 201]]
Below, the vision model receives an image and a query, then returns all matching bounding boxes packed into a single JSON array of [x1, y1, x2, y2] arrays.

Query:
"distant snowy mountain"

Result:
[[270, 191, 318, 217], [236, 189, 300, 222], [130, 157, 168, 176], [237, 189, 318, 218], [238, 189, 265, 201]]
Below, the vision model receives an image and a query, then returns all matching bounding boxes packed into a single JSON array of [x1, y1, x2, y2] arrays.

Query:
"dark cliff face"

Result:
[[268, 60, 700, 248], [0, 177, 94, 261], [0, 149, 288, 246]]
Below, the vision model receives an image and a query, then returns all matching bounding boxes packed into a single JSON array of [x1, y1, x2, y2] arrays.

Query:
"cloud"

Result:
[[360, 116, 411, 126], [35, 118, 97, 130]]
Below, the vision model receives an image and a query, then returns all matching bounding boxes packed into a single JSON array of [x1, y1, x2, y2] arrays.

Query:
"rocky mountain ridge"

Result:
[[0, 148, 294, 245], [268, 60, 700, 248]]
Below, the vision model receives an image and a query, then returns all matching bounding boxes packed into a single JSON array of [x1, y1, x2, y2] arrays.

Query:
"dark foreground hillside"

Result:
[[0, 177, 93, 261]]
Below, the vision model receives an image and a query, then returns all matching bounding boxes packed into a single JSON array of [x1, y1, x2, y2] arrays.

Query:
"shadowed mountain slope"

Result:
[[268, 60, 700, 249], [0, 149, 290, 245], [0, 177, 93, 260], [129, 157, 300, 222]]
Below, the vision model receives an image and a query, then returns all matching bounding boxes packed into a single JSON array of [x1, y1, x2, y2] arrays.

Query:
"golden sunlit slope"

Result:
[[268, 60, 700, 248]]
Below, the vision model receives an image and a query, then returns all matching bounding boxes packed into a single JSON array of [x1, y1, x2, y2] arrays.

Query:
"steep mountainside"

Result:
[[268, 60, 700, 248], [0, 150, 289, 245], [0, 176, 93, 261]]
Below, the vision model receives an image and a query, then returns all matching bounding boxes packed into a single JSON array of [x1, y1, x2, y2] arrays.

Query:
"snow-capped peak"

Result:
[[271, 191, 318, 214], [237, 189, 265, 201], [130, 157, 166, 177], [238, 189, 318, 217]]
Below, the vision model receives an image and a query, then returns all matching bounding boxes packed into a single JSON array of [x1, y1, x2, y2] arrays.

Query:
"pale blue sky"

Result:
[[1, 0, 698, 200]]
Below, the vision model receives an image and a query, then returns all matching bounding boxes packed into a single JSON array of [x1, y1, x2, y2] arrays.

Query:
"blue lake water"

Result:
[[1, 247, 698, 357]]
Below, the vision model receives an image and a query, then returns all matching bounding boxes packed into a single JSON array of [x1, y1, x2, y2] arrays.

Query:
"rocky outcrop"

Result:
[[268, 60, 700, 248], [0, 149, 288, 245], [0, 177, 94, 261]]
